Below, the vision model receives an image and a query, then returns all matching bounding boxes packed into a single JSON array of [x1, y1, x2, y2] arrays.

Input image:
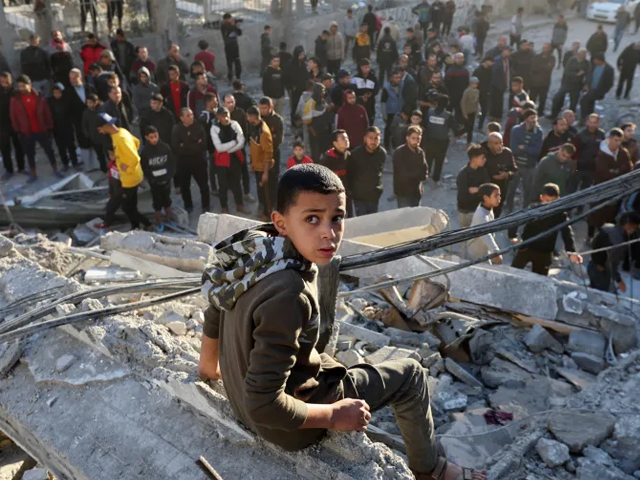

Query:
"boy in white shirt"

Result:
[[466, 183, 503, 264]]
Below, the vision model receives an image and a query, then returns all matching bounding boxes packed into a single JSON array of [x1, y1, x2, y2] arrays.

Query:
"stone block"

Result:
[[0, 342, 22, 378], [364, 346, 420, 365], [567, 331, 606, 358], [571, 352, 605, 375], [607, 415, 640, 473], [22, 468, 49, 480], [576, 458, 637, 480], [555, 367, 596, 391], [523, 325, 564, 354], [582, 446, 614, 467], [336, 350, 364, 368], [480, 358, 532, 389], [536, 438, 570, 468], [421, 351, 442, 369], [338, 322, 390, 347], [444, 358, 483, 389], [55, 354, 76, 373], [547, 411, 616, 453], [166, 321, 188, 336]]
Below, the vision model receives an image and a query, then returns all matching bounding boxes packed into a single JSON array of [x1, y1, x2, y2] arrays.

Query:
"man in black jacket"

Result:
[[580, 53, 614, 122], [377, 27, 399, 86], [171, 108, 209, 213], [81, 94, 108, 172], [199, 92, 220, 196], [223, 93, 253, 201], [529, 44, 556, 117], [481, 132, 517, 218], [66, 68, 97, 166], [393, 125, 429, 208], [111, 29, 136, 82], [457, 144, 490, 228], [352, 59, 380, 125], [140, 126, 176, 232], [49, 83, 79, 170], [348, 126, 386, 216], [331, 69, 357, 109], [232, 80, 256, 113], [472, 57, 494, 130], [567, 113, 605, 207], [474, 12, 490, 58], [586, 25, 608, 60], [0, 72, 26, 178], [551, 49, 589, 119], [510, 183, 582, 276], [100, 86, 133, 131], [141, 93, 175, 146], [616, 41, 640, 100], [262, 56, 285, 117], [20, 34, 51, 98], [220, 13, 243, 83], [444, 53, 469, 122]]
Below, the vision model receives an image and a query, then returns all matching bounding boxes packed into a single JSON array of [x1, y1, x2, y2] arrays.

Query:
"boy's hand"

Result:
[[330, 399, 371, 432]]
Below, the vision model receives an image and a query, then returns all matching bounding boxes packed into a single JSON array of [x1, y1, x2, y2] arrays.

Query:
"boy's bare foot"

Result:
[[413, 458, 486, 480]]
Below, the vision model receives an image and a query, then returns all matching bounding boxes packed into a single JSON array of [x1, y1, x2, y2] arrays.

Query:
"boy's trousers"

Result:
[[343, 359, 438, 475]]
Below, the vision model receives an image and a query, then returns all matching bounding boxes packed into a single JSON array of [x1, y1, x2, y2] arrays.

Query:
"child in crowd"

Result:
[[140, 126, 176, 233], [199, 163, 486, 480], [286, 141, 314, 170], [466, 183, 503, 264]]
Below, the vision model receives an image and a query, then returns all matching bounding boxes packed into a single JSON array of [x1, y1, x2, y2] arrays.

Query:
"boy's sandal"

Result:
[[425, 457, 483, 480]]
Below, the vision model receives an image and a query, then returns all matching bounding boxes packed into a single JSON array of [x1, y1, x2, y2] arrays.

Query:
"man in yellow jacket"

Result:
[[96, 113, 150, 230], [246, 106, 275, 222]]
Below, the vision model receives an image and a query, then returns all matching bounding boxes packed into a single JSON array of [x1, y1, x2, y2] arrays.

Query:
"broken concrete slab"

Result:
[[582, 445, 614, 467], [109, 251, 195, 278], [489, 377, 573, 419], [523, 325, 564, 354], [338, 321, 390, 347], [0, 341, 22, 378], [364, 346, 420, 365], [576, 458, 637, 480], [54, 354, 76, 373], [166, 321, 187, 336], [336, 349, 364, 368], [547, 411, 616, 453], [606, 415, 640, 473], [567, 330, 607, 358], [444, 358, 483, 389], [555, 367, 597, 391], [571, 352, 605, 375], [486, 429, 544, 480], [536, 438, 570, 468], [481, 358, 533, 389], [102, 231, 212, 272], [22, 468, 48, 480]]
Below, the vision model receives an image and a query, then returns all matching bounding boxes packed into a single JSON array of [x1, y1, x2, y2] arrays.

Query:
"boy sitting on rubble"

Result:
[[199, 163, 486, 480]]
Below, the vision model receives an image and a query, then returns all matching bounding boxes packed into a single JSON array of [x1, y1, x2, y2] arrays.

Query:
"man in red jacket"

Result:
[[336, 90, 369, 149], [80, 33, 108, 77], [10, 75, 60, 183]]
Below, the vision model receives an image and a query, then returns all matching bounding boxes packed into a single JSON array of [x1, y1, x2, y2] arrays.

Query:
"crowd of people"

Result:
[[1, 2, 640, 291]]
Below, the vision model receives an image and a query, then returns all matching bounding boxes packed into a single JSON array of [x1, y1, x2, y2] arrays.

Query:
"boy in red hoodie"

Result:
[[286, 141, 314, 169]]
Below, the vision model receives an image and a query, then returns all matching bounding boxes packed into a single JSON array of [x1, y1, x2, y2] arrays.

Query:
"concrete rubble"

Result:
[[0, 210, 637, 479]]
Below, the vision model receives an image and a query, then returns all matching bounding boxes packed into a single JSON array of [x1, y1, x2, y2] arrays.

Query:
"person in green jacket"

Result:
[[532, 143, 576, 198]]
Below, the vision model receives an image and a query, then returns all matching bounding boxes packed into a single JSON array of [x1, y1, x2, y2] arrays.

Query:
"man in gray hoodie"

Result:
[[132, 67, 159, 120], [326, 21, 345, 75], [343, 10, 359, 59]]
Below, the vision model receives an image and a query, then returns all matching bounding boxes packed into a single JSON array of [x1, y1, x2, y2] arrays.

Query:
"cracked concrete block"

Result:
[[364, 346, 420, 365], [22, 468, 49, 480], [444, 358, 483, 389], [547, 411, 616, 453], [166, 321, 188, 336], [0, 341, 22, 378], [536, 438, 570, 468], [523, 325, 564, 354], [567, 331, 606, 358], [55, 354, 76, 373], [571, 352, 605, 375]]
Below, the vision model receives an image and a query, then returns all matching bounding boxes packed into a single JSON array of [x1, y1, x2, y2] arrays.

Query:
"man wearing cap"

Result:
[[326, 21, 345, 75], [172, 108, 209, 214], [211, 106, 247, 215], [96, 113, 150, 230], [352, 58, 380, 124], [331, 69, 357, 109]]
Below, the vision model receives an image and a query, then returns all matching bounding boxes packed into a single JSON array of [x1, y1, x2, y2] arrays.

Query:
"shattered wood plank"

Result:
[[110, 251, 192, 278], [512, 315, 589, 336]]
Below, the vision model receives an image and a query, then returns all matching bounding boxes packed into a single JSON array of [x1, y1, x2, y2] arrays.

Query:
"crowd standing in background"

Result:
[[0, 1, 639, 293]]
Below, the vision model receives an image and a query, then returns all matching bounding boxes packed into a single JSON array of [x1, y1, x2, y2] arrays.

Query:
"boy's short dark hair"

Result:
[[610, 127, 624, 138], [522, 109, 538, 120], [246, 106, 260, 117], [52, 83, 63, 91], [198, 39, 209, 50], [621, 122, 637, 130], [407, 27, 414, 33], [223, 12, 232, 19], [232, 79, 244, 90], [347, 8, 352, 13], [522, 101, 536, 110], [487, 122, 502, 133], [620, 211, 640, 226], [204, 92, 217, 104], [322, 30, 330, 36], [264, 25, 271, 31], [259, 96, 273, 106], [277, 165, 345, 214], [16, 75, 31, 85], [560, 143, 576, 155], [479, 183, 500, 200], [168, 65, 180, 74], [331, 129, 347, 143], [467, 144, 485, 160], [145, 125, 159, 136], [366, 126, 381, 135], [541, 183, 560, 198], [151, 93, 163, 102], [293, 141, 305, 149], [511, 76, 524, 85], [86, 93, 99, 102], [280, 41, 287, 50]]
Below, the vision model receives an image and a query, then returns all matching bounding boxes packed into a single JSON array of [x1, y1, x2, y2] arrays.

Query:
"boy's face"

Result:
[[108, 150, 116, 162], [87, 99, 96, 110], [484, 189, 501, 208], [540, 194, 558, 204], [333, 133, 350, 151], [293, 146, 305, 159], [146, 132, 159, 145], [53, 89, 62, 99], [511, 82, 522, 93], [410, 115, 422, 125], [272, 191, 346, 266]]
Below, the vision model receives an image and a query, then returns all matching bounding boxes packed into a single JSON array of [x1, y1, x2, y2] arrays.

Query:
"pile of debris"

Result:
[[0, 210, 638, 480]]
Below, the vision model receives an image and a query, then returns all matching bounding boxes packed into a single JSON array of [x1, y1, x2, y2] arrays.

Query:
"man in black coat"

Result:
[[529, 43, 556, 117], [580, 53, 614, 122], [348, 126, 386, 216], [586, 25, 608, 60], [472, 57, 494, 130], [616, 41, 640, 100], [65, 68, 97, 165], [0, 72, 26, 178]]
